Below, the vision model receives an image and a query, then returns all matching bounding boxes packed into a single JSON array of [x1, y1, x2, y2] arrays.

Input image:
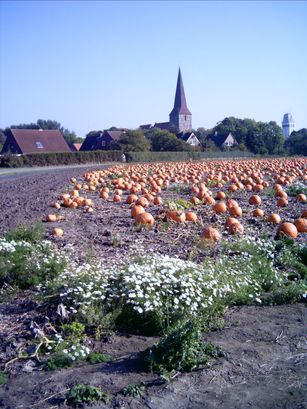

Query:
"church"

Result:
[[140, 68, 201, 147]]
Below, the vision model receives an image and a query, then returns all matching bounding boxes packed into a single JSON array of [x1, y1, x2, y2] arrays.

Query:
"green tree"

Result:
[[145, 128, 191, 151], [111, 130, 150, 152], [285, 128, 307, 156]]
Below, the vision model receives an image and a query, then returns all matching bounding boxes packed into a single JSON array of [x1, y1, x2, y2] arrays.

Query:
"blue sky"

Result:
[[0, 0, 306, 137]]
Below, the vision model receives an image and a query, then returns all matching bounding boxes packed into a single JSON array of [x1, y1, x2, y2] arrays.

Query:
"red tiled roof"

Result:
[[9, 129, 71, 154]]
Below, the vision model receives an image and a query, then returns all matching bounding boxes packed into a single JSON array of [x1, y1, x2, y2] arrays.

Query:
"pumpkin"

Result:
[[253, 208, 264, 217], [100, 191, 109, 199], [301, 209, 307, 218], [229, 206, 242, 217], [191, 197, 201, 205], [225, 217, 240, 228], [215, 191, 226, 200], [277, 222, 298, 238], [126, 194, 138, 204], [167, 210, 186, 223], [201, 226, 220, 242], [46, 214, 57, 222], [53, 202, 61, 209], [113, 194, 121, 203], [153, 196, 163, 205], [135, 197, 149, 207], [212, 202, 227, 213], [135, 212, 155, 227], [228, 222, 244, 235], [185, 212, 197, 222], [131, 205, 145, 219], [249, 195, 261, 205], [276, 197, 288, 207], [83, 198, 92, 207], [267, 213, 281, 224], [52, 228, 64, 237], [294, 218, 307, 233], [226, 199, 238, 209], [296, 194, 306, 202]]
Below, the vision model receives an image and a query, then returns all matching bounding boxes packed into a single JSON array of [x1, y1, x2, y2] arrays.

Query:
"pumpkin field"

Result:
[[0, 158, 306, 409]]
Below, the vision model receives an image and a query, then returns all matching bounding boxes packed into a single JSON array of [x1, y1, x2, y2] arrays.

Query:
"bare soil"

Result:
[[0, 165, 306, 409]]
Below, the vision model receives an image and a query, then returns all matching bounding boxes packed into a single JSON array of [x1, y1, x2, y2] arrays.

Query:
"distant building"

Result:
[[209, 132, 237, 149], [177, 132, 201, 147], [139, 68, 195, 146], [169, 68, 192, 133], [1, 129, 71, 154], [282, 113, 295, 138], [80, 130, 125, 151]]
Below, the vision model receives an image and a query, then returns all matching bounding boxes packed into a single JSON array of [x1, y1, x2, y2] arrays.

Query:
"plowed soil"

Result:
[[0, 165, 306, 409]]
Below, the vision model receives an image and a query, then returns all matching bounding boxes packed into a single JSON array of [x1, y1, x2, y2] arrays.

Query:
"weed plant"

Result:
[[65, 384, 109, 407]]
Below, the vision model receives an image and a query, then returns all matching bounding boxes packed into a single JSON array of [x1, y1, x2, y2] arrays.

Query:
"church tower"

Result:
[[169, 68, 192, 133], [282, 113, 295, 138]]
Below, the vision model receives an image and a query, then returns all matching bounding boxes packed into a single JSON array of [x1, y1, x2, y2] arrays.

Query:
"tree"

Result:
[[284, 129, 307, 156], [111, 130, 150, 152], [145, 128, 191, 151]]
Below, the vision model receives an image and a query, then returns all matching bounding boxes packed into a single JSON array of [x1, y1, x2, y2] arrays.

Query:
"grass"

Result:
[[121, 382, 146, 398], [5, 222, 44, 243]]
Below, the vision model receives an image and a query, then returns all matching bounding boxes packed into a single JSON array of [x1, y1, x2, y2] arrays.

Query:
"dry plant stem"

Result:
[[4, 322, 56, 368]]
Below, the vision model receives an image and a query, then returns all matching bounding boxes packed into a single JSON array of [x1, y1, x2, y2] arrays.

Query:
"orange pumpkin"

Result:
[[185, 212, 197, 222], [212, 202, 227, 213], [135, 212, 155, 227], [51, 228, 64, 237], [126, 194, 138, 204], [131, 205, 145, 219], [201, 226, 220, 242], [253, 208, 264, 217], [249, 195, 261, 205], [229, 206, 242, 217], [277, 222, 298, 238], [228, 222, 244, 235], [267, 213, 281, 224], [294, 218, 307, 233], [167, 210, 186, 223]]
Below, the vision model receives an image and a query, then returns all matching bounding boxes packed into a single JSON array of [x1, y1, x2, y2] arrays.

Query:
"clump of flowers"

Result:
[[0, 237, 67, 288]]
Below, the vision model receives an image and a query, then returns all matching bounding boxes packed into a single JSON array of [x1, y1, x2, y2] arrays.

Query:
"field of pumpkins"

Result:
[[46, 158, 306, 261]]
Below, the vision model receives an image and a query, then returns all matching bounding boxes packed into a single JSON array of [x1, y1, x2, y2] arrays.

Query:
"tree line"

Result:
[[1, 117, 306, 156]]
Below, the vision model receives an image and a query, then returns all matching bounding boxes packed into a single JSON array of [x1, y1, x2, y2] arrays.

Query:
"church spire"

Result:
[[169, 68, 192, 132], [170, 67, 191, 116]]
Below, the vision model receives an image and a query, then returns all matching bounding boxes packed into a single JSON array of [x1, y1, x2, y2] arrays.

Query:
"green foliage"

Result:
[[86, 351, 112, 364], [147, 128, 192, 152], [165, 198, 191, 210], [121, 382, 146, 398], [5, 222, 43, 243], [43, 352, 73, 371], [0, 371, 8, 386], [266, 282, 306, 305], [285, 182, 307, 196], [284, 128, 307, 156], [111, 130, 151, 152], [210, 117, 285, 154], [0, 237, 66, 289], [61, 322, 85, 341], [144, 319, 223, 373], [0, 150, 122, 168], [65, 384, 109, 407]]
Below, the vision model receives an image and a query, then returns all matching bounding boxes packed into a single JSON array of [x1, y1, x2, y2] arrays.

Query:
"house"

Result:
[[209, 132, 237, 148], [177, 132, 201, 147], [80, 130, 125, 151], [1, 129, 71, 154]]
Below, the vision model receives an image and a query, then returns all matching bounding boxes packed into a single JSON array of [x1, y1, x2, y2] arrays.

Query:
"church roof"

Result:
[[169, 68, 192, 116]]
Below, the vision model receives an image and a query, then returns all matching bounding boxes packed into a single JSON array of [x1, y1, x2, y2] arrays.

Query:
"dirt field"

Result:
[[0, 165, 306, 409]]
